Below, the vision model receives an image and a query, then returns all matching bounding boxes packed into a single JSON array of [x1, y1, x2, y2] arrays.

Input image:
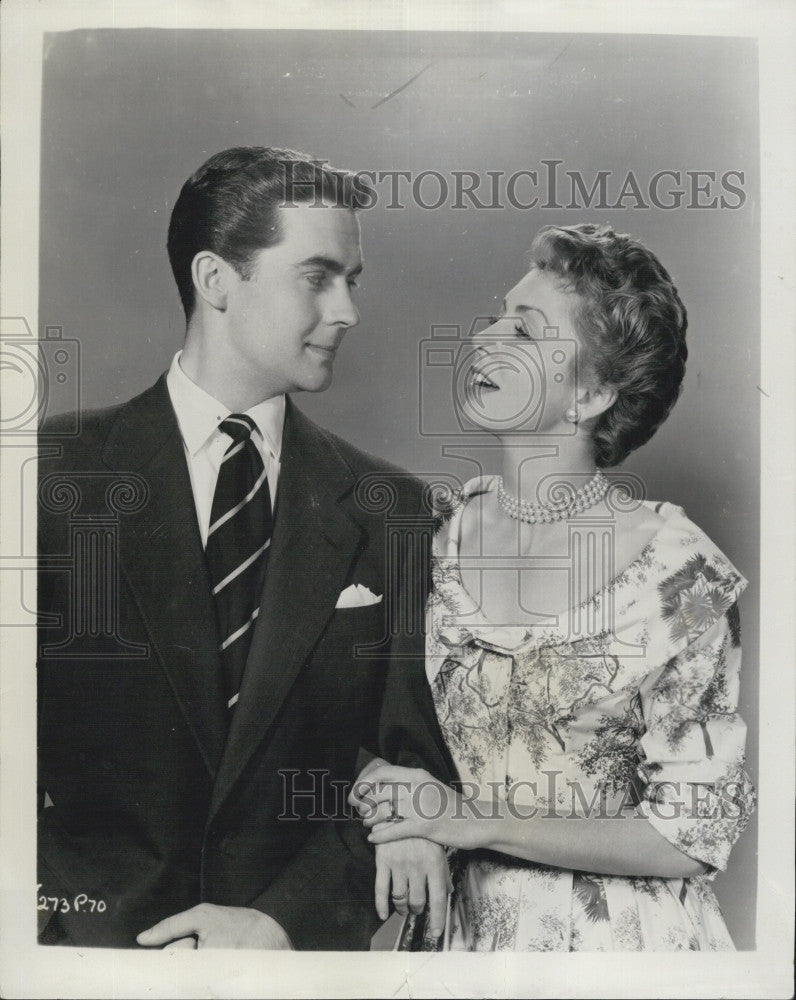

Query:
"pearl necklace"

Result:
[[496, 470, 608, 524]]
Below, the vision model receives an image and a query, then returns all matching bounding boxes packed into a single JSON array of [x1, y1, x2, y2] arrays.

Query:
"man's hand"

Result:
[[136, 903, 292, 949], [351, 758, 454, 938], [374, 839, 452, 938]]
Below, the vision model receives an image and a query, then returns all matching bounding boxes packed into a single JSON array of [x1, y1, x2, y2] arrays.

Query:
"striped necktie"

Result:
[[206, 414, 273, 709]]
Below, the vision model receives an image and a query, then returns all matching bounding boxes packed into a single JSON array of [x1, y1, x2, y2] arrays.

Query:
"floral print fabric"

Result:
[[408, 477, 754, 952]]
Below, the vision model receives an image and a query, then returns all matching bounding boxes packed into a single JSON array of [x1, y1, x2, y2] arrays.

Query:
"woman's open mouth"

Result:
[[469, 365, 500, 391]]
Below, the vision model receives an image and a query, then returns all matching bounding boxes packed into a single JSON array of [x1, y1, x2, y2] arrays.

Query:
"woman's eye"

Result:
[[347, 277, 359, 290], [514, 321, 531, 339]]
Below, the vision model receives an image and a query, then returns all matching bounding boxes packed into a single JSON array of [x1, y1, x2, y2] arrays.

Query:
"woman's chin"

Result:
[[455, 390, 548, 433], [453, 404, 534, 436]]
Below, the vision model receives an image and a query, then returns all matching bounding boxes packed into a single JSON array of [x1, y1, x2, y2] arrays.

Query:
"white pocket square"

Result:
[[335, 584, 383, 609]]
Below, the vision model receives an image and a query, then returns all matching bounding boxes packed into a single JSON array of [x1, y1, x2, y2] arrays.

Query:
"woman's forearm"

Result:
[[359, 765, 708, 879], [447, 804, 708, 879]]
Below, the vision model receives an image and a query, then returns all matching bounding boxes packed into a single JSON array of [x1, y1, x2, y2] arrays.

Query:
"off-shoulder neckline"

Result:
[[435, 475, 691, 651]]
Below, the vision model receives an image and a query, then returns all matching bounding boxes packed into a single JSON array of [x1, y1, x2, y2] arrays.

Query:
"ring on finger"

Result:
[[391, 890, 408, 901], [388, 801, 405, 823]]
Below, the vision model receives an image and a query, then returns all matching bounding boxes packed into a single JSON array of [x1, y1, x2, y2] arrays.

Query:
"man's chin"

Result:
[[296, 370, 334, 394]]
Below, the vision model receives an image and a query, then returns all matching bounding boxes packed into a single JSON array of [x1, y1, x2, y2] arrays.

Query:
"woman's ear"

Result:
[[191, 251, 231, 312], [576, 382, 618, 422]]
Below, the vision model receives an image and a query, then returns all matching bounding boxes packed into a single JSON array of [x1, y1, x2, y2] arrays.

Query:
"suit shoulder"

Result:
[[39, 376, 169, 467], [41, 400, 124, 435], [296, 410, 424, 507], [326, 428, 409, 477], [39, 401, 124, 464], [330, 429, 423, 495]]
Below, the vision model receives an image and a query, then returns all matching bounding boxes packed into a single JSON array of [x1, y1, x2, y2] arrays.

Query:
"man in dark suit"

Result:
[[37, 147, 454, 949]]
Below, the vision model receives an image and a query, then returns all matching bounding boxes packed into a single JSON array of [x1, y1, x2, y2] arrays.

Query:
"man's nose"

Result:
[[326, 282, 360, 329]]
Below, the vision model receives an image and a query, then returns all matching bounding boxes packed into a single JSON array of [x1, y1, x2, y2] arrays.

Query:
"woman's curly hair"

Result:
[[529, 223, 688, 468]]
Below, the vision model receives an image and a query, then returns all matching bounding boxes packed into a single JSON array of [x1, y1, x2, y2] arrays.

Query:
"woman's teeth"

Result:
[[472, 369, 499, 389]]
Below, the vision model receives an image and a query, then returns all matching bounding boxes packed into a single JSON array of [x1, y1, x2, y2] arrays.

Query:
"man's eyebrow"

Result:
[[295, 255, 363, 276], [501, 299, 550, 324]]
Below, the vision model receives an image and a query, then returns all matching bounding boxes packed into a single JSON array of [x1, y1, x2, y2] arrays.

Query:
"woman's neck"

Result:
[[498, 434, 598, 509]]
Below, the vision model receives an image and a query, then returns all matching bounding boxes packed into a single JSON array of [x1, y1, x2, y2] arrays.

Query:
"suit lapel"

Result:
[[102, 376, 228, 776], [209, 401, 365, 819]]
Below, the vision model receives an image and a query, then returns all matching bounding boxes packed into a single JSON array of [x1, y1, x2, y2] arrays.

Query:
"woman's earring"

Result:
[[565, 407, 579, 424]]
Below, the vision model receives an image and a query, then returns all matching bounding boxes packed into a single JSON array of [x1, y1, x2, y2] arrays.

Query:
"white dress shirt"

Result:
[[166, 351, 285, 548]]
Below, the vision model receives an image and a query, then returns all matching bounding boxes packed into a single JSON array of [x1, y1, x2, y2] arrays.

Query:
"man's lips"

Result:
[[306, 343, 339, 357]]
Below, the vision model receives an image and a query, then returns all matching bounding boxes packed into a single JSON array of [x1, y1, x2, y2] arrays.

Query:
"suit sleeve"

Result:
[[250, 480, 455, 949]]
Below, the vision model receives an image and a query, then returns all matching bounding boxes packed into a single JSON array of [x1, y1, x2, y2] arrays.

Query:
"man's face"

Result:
[[224, 202, 363, 397]]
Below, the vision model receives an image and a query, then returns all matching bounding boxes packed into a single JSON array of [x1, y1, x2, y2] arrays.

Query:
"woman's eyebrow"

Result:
[[501, 299, 550, 324]]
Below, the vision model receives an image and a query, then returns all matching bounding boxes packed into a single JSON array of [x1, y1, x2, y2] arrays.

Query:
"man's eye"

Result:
[[347, 277, 359, 289], [306, 272, 327, 289]]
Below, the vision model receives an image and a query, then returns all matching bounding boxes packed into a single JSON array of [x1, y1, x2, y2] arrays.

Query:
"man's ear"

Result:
[[576, 382, 618, 422], [191, 251, 232, 312]]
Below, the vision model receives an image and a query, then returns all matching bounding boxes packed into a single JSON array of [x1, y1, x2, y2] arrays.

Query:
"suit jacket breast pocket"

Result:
[[325, 601, 387, 647]]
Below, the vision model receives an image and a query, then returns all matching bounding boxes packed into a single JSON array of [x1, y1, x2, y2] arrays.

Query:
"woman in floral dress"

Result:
[[352, 223, 754, 951]]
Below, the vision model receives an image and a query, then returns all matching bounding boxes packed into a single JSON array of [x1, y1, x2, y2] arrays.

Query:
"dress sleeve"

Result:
[[635, 604, 755, 872]]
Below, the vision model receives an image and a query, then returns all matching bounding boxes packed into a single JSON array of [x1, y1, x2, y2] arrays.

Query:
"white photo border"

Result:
[[1, 1, 793, 997]]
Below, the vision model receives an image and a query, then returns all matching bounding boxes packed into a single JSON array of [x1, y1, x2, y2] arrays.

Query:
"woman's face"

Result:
[[459, 266, 591, 437]]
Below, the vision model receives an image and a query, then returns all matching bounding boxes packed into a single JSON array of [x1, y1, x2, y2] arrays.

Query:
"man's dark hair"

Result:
[[167, 146, 371, 319]]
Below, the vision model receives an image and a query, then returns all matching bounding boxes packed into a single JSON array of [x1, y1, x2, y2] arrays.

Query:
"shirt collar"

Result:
[[166, 351, 285, 460]]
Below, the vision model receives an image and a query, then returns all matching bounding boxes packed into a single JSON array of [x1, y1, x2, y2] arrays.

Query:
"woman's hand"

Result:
[[349, 761, 481, 850]]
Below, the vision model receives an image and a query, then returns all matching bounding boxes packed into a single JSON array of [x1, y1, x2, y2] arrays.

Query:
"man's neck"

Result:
[[180, 329, 282, 412]]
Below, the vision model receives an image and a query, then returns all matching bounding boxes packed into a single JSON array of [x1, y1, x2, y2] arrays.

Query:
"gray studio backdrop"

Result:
[[39, 29, 759, 948]]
